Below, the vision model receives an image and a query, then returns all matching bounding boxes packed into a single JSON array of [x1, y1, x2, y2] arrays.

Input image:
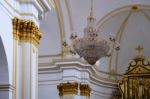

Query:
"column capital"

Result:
[[12, 17, 42, 47], [57, 82, 78, 96], [80, 84, 92, 97]]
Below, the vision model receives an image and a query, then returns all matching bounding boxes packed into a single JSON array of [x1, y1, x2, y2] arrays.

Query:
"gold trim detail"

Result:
[[12, 17, 42, 47], [57, 82, 78, 96], [53, 0, 65, 56], [131, 5, 139, 11], [80, 84, 92, 96], [119, 46, 150, 99]]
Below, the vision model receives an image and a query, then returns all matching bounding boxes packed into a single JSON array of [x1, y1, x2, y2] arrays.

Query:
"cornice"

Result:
[[0, 0, 52, 21], [17, 0, 44, 13], [89, 76, 117, 89], [39, 80, 112, 98], [39, 58, 122, 76], [17, 0, 52, 12], [0, 0, 19, 18], [39, 58, 122, 77], [40, 0, 52, 11], [0, 84, 15, 92], [39, 58, 120, 88], [38, 54, 62, 58]]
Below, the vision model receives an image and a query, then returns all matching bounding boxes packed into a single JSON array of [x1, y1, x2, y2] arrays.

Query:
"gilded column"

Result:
[[12, 17, 42, 99], [124, 77, 128, 99]]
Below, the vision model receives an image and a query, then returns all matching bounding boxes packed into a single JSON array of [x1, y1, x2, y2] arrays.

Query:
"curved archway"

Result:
[[0, 36, 9, 99], [96, 4, 150, 76]]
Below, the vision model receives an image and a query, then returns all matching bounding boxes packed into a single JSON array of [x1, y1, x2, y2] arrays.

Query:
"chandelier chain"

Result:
[[90, 0, 93, 16]]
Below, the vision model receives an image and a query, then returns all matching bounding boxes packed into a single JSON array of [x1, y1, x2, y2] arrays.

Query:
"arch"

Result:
[[0, 36, 9, 99], [96, 4, 150, 75], [96, 4, 150, 28]]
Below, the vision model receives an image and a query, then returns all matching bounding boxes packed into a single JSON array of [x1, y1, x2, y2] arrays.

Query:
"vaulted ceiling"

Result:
[[39, 0, 150, 76]]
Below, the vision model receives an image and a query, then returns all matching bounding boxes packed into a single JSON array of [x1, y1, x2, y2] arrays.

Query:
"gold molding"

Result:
[[13, 39, 18, 99], [57, 82, 92, 97], [36, 49, 38, 99], [80, 84, 92, 96], [53, 0, 65, 56], [12, 17, 43, 47], [65, 0, 74, 32], [21, 42, 25, 99], [30, 43, 32, 99], [114, 11, 132, 78], [57, 82, 78, 96]]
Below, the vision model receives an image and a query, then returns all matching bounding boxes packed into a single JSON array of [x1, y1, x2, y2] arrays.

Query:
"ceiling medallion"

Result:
[[63, 0, 120, 65]]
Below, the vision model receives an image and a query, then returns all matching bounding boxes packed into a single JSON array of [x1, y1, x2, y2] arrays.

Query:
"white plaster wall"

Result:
[[31, 50, 37, 99], [39, 8, 62, 56], [17, 44, 22, 99], [39, 84, 60, 99], [0, 92, 9, 99], [39, 72, 62, 99], [0, 1, 13, 85], [91, 94, 110, 99], [39, 73, 63, 81], [0, 37, 8, 84]]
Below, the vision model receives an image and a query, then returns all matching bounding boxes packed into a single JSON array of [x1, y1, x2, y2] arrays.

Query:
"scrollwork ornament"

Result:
[[129, 60, 137, 66], [142, 60, 149, 66], [119, 46, 150, 99]]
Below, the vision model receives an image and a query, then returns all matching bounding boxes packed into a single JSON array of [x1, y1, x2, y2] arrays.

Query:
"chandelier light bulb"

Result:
[[109, 33, 116, 42]]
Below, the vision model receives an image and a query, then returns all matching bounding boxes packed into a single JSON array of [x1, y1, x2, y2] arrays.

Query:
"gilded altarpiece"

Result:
[[119, 54, 150, 99]]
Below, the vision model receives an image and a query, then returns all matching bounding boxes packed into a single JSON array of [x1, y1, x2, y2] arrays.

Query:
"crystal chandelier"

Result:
[[64, 0, 120, 65]]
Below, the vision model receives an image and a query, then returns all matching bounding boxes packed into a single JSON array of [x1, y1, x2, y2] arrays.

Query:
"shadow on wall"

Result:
[[0, 36, 9, 99]]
